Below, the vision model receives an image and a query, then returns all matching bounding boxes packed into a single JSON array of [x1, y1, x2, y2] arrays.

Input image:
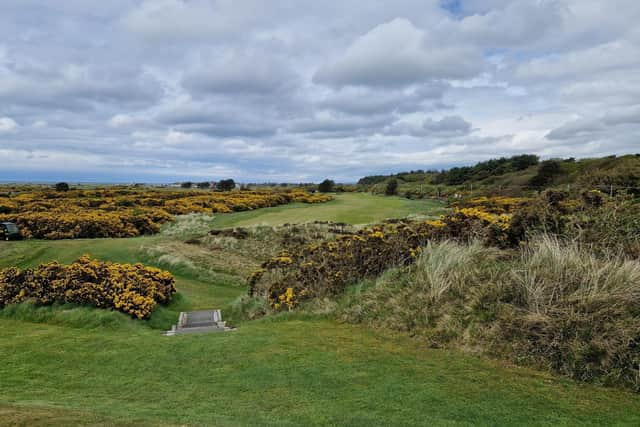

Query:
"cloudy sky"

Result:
[[1, 1, 639, 183]]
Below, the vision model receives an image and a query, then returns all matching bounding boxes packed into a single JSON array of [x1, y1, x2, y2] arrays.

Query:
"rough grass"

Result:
[[0, 302, 140, 330], [341, 237, 640, 390], [516, 235, 640, 313], [160, 212, 218, 238]]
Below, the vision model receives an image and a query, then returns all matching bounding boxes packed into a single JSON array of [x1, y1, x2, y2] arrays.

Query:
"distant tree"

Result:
[[357, 175, 388, 186], [318, 179, 335, 193], [529, 160, 562, 188], [54, 182, 70, 192], [385, 179, 398, 196], [218, 179, 236, 192], [196, 181, 211, 189], [511, 154, 539, 171], [180, 182, 193, 189]]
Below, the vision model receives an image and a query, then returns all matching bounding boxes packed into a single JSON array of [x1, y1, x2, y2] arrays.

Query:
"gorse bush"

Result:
[[510, 190, 640, 257], [0, 256, 176, 319], [246, 192, 639, 390], [249, 196, 528, 310], [0, 187, 331, 239], [341, 237, 640, 390], [8, 210, 172, 239], [249, 207, 515, 310], [248, 221, 448, 309], [251, 192, 640, 313]]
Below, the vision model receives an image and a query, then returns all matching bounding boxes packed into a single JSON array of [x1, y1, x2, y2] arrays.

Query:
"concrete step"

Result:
[[186, 321, 217, 328], [166, 325, 228, 335], [165, 309, 233, 336]]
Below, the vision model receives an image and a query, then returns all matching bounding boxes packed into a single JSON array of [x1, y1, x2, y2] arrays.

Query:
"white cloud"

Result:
[[516, 40, 640, 80], [165, 129, 194, 144], [456, 0, 564, 47], [1, 0, 640, 182], [0, 117, 18, 132], [121, 0, 267, 42], [108, 114, 135, 128], [385, 115, 472, 138], [546, 105, 640, 141], [314, 18, 482, 87], [183, 49, 298, 95]]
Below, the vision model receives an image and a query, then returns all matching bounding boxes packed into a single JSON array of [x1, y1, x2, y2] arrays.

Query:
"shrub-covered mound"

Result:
[[341, 238, 640, 391], [249, 196, 525, 309], [248, 216, 505, 310], [251, 192, 640, 310], [0, 188, 332, 239], [0, 256, 176, 319], [247, 191, 640, 390]]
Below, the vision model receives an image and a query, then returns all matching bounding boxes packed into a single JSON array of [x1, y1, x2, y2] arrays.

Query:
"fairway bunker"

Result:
[[165, 310, 235, 335]]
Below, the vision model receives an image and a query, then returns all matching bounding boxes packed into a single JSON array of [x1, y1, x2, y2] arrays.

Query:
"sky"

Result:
[[1, 0, 639, 183]]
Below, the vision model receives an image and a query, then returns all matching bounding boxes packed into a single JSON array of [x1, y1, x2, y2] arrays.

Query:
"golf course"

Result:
[[2, 194, 640, 426]]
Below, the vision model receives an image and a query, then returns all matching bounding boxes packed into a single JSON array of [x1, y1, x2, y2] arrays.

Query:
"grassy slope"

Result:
[[370, 154, 640, 195], [1, 193, 640, 425]]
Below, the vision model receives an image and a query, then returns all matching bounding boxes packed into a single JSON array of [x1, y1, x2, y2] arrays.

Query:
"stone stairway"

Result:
[[165, 309, 234, 335]]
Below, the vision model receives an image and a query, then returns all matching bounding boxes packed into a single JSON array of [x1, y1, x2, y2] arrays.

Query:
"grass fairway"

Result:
[[210, 192, 447, 228], [2, 317, 640, 426], [2, 193, 640, 425]]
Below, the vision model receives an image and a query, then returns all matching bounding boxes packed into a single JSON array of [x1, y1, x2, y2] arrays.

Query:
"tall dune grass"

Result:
[[516, 236, 640, 313], [341, 236, 640, 390]]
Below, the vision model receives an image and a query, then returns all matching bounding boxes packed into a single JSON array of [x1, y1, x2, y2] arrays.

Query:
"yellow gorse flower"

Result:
[[0, 188, 332, 239], [0, 255, 176, 319]]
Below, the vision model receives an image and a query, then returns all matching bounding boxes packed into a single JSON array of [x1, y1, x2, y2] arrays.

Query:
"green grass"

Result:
[[210, 192, 446, 228], [2, 317, 640, 426], [2, 193, 640, 425]]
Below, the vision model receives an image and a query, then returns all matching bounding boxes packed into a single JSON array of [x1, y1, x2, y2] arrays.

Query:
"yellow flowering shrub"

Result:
[[273, 287, 301, 311], [0, 187, 331, 239], [250, 192, 640, 312], [249, 220, 448, 309], [438, 196, 529, 247], [463, 196, 529, 214], [251, 197, 531, 310], [0, 256, 176, 319]]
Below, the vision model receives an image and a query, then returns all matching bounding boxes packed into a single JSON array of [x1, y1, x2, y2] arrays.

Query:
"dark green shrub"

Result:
[[529, 160, 562, 188], [54, 182, 70, 192], [217, 179, 236, 191], [318, 179, 335, 193], [385, 179, 398, 196]]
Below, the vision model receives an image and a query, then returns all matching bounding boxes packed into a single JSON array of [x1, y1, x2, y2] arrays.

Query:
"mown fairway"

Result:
[[209, 192, 447, 228], [1, 193, 640, 426]]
